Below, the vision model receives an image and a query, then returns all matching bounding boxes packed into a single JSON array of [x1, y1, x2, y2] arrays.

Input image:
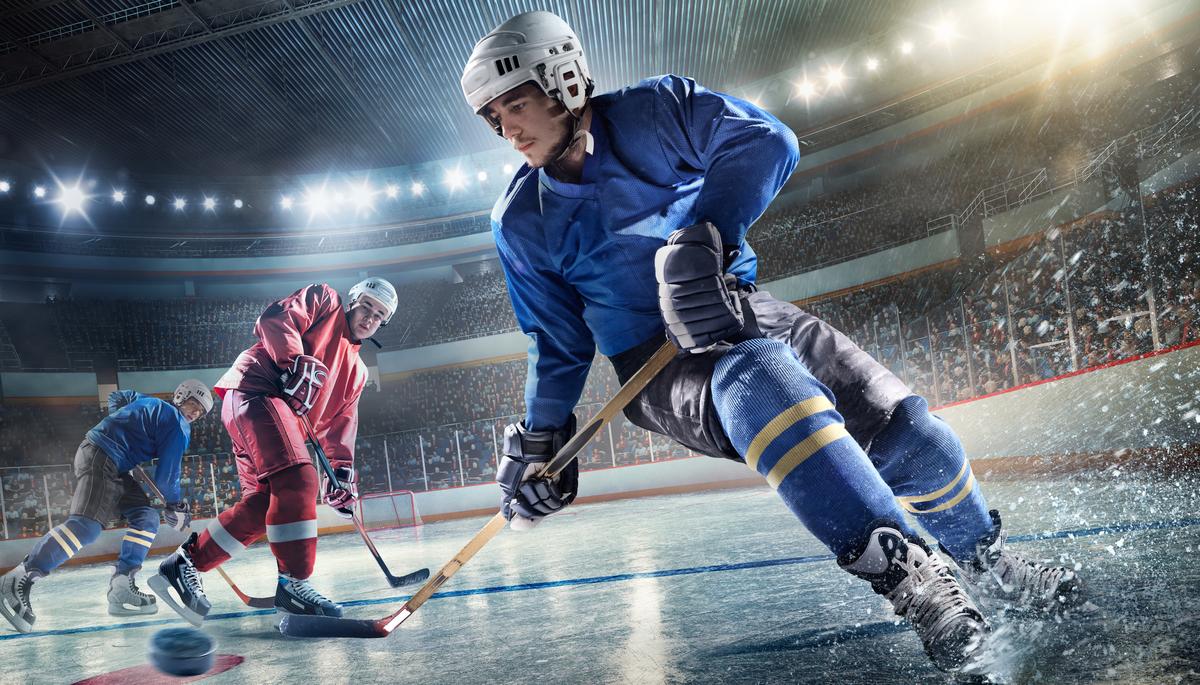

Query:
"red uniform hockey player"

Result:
[[149, 277, 398, 625]]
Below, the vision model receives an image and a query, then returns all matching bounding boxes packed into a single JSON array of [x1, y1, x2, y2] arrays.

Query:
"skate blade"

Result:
[[147, 573, 206, 627], [0, 598, 32, 633]]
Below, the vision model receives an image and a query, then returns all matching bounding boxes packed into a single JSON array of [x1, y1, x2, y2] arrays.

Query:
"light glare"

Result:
[[280, 195, 294, 210], [56, 184, 85, 215], [34, 185, 46, 198], [203, 196, 216, 211], [0, 181, 10, 193], [233, 198, 243, 209], [444, 168, 466, 190], [795, 80, 818, 99], [900, 40, 914, 54], [411, 181, 425, 197], [173, 197, 187, 211], [502, 164, 514, 175], [112, 190, 125, 203], [865, 57, 880, 71], [145, 194, 156, 206], [385, 184, 399, 199]]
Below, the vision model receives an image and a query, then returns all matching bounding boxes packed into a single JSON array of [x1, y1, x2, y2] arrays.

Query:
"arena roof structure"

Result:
[[0, 0, 924, 177]]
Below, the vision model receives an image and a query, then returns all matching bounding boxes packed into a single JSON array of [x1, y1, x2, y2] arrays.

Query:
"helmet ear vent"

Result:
[[495, 55, 520, 76]]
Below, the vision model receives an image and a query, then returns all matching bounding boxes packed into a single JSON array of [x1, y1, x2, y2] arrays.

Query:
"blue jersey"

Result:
[[492, 74, 800, 430], [86, 390, 190, 502]]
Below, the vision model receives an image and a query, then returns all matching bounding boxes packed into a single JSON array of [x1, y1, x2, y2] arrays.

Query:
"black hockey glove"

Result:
[[163, 502, 192, 532], [280, 354, 328, 416], [497, 415, 578, 531], [655, 222, 745, 352]]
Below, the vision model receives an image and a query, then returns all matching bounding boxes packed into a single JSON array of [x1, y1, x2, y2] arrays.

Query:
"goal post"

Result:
[[356, 489, 423, 531]]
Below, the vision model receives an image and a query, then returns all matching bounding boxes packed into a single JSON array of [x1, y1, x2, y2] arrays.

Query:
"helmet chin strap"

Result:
[[547, 103, 593, 171]]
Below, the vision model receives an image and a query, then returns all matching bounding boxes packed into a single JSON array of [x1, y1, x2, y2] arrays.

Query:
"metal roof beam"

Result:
[[0, 0, 365, 95]]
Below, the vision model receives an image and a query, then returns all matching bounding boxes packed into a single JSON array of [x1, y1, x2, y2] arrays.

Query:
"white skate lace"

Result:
[[987, 550, 1069, 601], [179, 553, 207, 599], [888, 550, 979, 645], [289, 579, 331, 606]]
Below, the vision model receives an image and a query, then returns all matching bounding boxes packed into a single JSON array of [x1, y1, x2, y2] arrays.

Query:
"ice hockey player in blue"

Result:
[[462, 11, 1086, 673], [0, 380, 212, 633]]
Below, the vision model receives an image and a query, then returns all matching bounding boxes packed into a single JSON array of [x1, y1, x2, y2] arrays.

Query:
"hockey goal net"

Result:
[[356, 489, 423, 531]]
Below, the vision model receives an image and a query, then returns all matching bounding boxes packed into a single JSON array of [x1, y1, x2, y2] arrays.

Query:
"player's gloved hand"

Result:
[[655, 222, 745, 352], [497, 416, 578, 531], [280, 354, 328, 416], [163, 502, 191, 532], [321, 466, 358, 519]]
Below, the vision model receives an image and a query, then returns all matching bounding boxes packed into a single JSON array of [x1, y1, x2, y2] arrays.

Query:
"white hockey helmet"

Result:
[[461, 10, 593, 133], [347, 276, 398, 325], [173, 379, 213, 414]]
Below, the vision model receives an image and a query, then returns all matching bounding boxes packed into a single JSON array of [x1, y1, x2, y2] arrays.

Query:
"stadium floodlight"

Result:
[[0, 180, 10, 193], [173, 197, 187, 211], [280, 195, 294, 210], [203, 196, 217, 211], [233, 198, 244, 209], [444, 168, 466, 190], [33, 185, 46, 198], [145, 194, 156, 206], [794, 80, 818, 99], [865, 57, 880, 71], [502, 163, 514, 175], [56, 184, 86, 215], [304, 187, 330, 216], [932, 19, 958, 44], [411, 181, 426, 197], [824, 67, 846, 88], [350, 182, 374, 210], [899, 40, 914, 55], [477, 171, 488, 182], [385, 183, 399, 199], [112, 190, 126, 203]]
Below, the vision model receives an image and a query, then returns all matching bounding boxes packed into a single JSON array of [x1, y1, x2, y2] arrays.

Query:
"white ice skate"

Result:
[[0, 562, 39, 634], [841, 524, 989, 673], [108, 570, 158, 616], [957, 510, 1086, 615]]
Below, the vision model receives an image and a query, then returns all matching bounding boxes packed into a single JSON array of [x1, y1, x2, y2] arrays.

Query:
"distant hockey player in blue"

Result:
[[0, 380, 212, 633], [462, 11, 1085, 673]]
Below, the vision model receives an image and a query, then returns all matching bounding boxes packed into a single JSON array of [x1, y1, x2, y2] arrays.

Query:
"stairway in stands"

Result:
[[0, 303, 70, 370]]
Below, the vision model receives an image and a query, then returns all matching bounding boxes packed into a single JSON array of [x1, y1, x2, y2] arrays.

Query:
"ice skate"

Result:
[[148, 533, 211, 626], [0, 562, 39, 634], [274, 575, 343, 618], [107, 569, 158, 616], [955, 510, 1086, 615], [841, 523, 989, 673]]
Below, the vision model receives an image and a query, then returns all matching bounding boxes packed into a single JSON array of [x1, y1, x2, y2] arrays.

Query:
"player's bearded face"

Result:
[[484, 84, 573, 169]]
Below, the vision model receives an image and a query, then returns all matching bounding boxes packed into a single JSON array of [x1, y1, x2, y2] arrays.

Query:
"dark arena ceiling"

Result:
[[0, 0, 925, 178]]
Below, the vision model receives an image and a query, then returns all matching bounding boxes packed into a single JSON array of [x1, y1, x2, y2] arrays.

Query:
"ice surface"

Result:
[[1, 475, 1197, 684]]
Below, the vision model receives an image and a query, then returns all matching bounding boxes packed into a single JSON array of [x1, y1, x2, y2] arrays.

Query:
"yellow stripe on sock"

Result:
[[48, 528, 78, 556], [57, 524, 82, 550], [127, 529, 156, 542], [902, 472, 978, 514], [897, 461, 970, 508], [745, 396, 835, 472], [122, 535, 154, 548], [765, 423, 851, 489]]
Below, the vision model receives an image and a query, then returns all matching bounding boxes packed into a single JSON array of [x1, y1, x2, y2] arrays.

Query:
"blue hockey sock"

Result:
[[712, 339, 917, 556], [25, 515, 102, 576], [116, 506, 160, 575], [868, 395, 991, 561]]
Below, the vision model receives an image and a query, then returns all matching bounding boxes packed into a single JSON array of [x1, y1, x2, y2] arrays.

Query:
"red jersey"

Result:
[[215, 283, 367, 466]]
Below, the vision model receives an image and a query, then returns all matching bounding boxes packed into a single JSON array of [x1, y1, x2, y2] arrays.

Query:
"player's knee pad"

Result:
[[712, 338, 844, 476], [871, 395, 965, 470], [64, 514, 103, 547], [266, 464, 318, 522], [123, 505, 160, 536], [871, 395, 989, 559]]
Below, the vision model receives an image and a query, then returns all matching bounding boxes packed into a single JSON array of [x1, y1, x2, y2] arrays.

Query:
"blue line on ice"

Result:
[[2, 515, 1196, 641]]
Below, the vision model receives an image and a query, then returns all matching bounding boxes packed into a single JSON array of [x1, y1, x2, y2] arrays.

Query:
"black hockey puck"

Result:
[[148, 627, 216, 676]]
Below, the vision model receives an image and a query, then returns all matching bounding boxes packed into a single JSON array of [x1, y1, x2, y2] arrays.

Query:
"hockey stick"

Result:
[[279, 338, 678, 638], [132, 466, 275, 609], [299, 415, 431, 589]]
